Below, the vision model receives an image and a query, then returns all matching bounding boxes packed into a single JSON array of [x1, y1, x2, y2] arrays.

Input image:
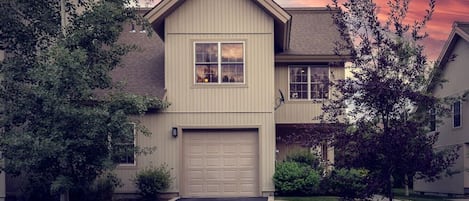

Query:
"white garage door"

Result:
[[182, 129, 259, 197]]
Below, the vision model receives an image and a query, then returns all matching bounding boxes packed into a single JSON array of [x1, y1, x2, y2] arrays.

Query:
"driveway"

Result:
[[177, 198, 268, 201]]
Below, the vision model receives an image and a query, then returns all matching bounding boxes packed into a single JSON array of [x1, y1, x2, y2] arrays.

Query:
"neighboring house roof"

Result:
[[427, 21, 469, 92], [143, 0, 292, 52], [111, 22, 166, 98], [276, 8, 349, 63]]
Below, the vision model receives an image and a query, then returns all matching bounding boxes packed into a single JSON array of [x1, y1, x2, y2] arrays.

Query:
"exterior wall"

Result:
[[433, 38, 469, 147], [414, 144, 465, 195], [115, 0, 277, 196], [115, 112, 276, 194], [274, 64, 345, 123], [414, 37, 469, 194]]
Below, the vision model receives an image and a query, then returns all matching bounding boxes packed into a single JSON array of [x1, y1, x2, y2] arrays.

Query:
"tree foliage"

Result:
[[325, 0, 459, 200], [0, 0, 168, 200]]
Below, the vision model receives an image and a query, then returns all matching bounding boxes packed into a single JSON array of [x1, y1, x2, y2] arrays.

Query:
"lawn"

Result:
[[275, 189, 452, 201]]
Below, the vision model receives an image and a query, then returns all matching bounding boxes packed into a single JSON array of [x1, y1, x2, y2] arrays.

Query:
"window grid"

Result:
[[114, 123, 136, 166], [194, 42, 244, 84], [289, 66, 329, 100]]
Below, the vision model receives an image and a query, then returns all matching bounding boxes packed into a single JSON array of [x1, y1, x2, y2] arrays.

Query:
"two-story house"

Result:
[[414, 21, 469, 196], [2, 0, 347, 199]]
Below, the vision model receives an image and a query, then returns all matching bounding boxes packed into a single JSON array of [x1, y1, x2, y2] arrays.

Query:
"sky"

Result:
[[140, 0, 469, 60]]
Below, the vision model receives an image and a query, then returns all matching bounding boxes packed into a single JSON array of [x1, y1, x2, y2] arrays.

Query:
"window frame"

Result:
[[193, 41, 245, 85], [115, 123, 137, 166], [453, 101, 462, 128], [429, 107, 436, 131], [288, 65, 330, 101]]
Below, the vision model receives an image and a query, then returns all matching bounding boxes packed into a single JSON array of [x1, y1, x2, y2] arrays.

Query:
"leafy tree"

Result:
[[324, 0, 459, 200], [0, 0, 168, 200]]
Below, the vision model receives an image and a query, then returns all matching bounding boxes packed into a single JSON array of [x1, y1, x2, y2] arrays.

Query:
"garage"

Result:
[[182, 129, 259, 197]]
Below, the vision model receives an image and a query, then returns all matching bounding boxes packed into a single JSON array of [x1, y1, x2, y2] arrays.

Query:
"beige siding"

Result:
[[414, 145, 465, 194], [115, 112, 276, 194], [166, 0, 273, 34], [274, 65, 345, 123], [433, 38, 469, 146]]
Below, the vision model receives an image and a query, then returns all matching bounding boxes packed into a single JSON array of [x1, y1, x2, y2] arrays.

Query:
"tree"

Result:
[[0, 0, 167, 200], [324, 0, 459, 200]]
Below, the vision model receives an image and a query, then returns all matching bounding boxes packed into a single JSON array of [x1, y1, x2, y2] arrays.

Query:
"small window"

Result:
[[429, 108, 436, 131], [453, 101, 462, 128], [113, 123, 136, 165], [195, 42, 244, 84], [289, 66, 329, 100]]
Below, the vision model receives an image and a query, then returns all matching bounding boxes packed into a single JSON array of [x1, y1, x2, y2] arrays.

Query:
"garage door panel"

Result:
[[182, 130, 259, 197]]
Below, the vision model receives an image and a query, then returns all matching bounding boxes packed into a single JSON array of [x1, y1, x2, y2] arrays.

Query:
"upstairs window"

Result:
[[113, 123, 136, 165], [289, 66, 329, 100], [453, 101, 462, 128], [195, 42, 244, 84]]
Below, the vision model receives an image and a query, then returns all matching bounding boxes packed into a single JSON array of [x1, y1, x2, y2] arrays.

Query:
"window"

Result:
[[453, 101, 462, 128], [429, 108, 436, 131], [289, 66, 329, 100], [195, 42, 244, 84], [113, 123, 136, 165]]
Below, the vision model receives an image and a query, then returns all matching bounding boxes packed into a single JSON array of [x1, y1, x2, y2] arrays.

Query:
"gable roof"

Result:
[[275, 8, 350, 63], [436, 21, 469, 68], [427, 21, 469, 92], [143, 0, 292, 52]]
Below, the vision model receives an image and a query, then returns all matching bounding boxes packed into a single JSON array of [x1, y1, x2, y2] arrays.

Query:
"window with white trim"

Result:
[[194, 42, 244, 84], [289, 66, 329, 100], [113, 123, 136, 165], [453, 101, 462, 128]]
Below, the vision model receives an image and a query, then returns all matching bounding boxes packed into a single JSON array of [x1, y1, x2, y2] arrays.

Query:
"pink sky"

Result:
[[141, 0, 469, 60]]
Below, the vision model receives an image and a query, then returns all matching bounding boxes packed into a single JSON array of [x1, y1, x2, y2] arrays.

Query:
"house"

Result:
[[414, 21, 469, 196], [2, 0, 347, 199]]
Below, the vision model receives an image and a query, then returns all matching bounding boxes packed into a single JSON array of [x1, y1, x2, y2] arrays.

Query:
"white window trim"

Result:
[[288, 65, 330, 101], [453, 101, 462, 129], [193, 41, 246, 85], [117, 123, 137, 167]]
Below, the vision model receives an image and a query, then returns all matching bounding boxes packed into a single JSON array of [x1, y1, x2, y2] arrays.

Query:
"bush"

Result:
[[135, 164, 172, 200], [273, 161, 321, 195], [69, 172, 122, 201], [285, 150, 322, 170], [324, 168, 372, 201]]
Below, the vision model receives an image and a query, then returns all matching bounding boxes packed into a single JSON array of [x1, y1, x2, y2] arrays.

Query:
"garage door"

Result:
[[182, 129, 259, 197]]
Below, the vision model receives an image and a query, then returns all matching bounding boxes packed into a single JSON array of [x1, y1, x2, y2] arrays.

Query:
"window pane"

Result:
[[195, 64, 218, 83], [290, 67, 307, 82], [290, 84, 308, 99], [454, 101, 461, 127], [221, 64, 243, 83], [311, 67, 329, 99], [430, 108, 436, 131], [196, 43, 218, 63], [221, 43, 243, 63]]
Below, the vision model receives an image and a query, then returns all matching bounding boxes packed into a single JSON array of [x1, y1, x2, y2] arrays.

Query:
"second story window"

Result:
[[195, 42, 244, 84], [289, 66, 329, 100], [112, 123, 136, 165], [453, 101, 462, 128]]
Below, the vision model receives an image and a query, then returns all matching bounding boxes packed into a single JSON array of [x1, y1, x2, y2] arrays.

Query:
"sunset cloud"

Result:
[[139, 0, 469, 60]]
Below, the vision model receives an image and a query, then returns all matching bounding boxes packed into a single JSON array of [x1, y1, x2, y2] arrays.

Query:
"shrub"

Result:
[[273, 161, 321, 195], [325, 168, 372, 201], [69, 172, 122, 201], [135, 164, 172, 200], [285, 150, 322, 171]]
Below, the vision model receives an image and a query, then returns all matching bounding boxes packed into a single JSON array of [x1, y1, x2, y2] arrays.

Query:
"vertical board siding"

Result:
[[274, 65, 345, 123], [166, 0, 273, 34], [115, 113, 276, 193], [165, 36, 274, 113], [432, 39, 469, 146]]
